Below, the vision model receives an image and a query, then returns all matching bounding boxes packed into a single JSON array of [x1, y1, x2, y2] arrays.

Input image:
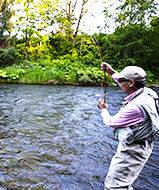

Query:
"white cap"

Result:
[[114, 66, 147, 81]]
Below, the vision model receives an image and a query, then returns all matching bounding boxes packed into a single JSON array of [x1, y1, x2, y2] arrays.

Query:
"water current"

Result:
[[0, 84, 159, 190]]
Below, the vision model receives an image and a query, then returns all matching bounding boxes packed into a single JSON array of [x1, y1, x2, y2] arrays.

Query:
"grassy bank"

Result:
[[0, 59, 158, 86], [0, 59, 107, 86]]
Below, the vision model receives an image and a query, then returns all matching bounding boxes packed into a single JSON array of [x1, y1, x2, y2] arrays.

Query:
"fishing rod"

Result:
[[102, 64, 107, 103], [91, 35, 107, 103], [82, 24, 107, 102]]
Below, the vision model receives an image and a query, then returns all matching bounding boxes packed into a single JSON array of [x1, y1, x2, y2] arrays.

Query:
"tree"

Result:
[[57, 0, 89, 44], [103, 0, 159, 30], [116, 0, 159, 26], [102, 0, 159, 72], [0, 0, 14, 47], [148, 16, 159, 74], [12, 0, 59, 59]]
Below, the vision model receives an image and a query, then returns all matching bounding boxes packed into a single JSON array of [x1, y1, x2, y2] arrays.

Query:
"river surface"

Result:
[[0, 84, 159, 190]]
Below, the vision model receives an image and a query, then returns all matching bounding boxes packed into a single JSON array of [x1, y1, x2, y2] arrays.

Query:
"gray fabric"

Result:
[[126, 113, 153, 144], [114, 113, 153, 144], [104, 141, 153, 190], [132, 87, 159, 135]]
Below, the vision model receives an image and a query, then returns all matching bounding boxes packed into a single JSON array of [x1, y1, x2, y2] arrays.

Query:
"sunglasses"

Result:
[[118, 78, 130, 83]]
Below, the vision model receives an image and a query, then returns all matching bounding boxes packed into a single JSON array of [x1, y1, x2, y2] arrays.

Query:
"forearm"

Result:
[[100, 104, 145, 129], [101, 109, 111, 126]]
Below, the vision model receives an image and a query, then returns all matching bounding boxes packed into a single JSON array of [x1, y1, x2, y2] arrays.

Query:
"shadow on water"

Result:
[[0, 84, 159, 190]]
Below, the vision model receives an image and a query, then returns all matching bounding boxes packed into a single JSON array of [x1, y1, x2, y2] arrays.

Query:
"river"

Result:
[[0, 84, 159, 190]]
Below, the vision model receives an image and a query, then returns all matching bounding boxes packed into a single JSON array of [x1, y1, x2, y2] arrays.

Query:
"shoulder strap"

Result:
[[154, 97, 159, 115]]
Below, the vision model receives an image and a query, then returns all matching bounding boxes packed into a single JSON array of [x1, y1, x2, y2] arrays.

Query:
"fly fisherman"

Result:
[[98, 63, 159, 190]]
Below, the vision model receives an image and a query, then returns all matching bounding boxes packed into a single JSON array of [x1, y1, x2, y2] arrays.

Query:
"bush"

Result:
[[0, 47, 20, 66]]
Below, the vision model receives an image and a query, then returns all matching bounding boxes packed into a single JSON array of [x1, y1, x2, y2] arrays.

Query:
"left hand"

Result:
[[98, 99, 108, 110], [100, 62, 116, 76]]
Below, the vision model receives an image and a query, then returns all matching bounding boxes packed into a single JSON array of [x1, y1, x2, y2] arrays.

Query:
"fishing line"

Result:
[[93, 37, 107, 102], [90, 32, 107, 102], [82, 24, 107, 102]]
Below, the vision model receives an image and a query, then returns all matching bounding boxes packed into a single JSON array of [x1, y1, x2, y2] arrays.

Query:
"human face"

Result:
[[118, 78, 135, 94]]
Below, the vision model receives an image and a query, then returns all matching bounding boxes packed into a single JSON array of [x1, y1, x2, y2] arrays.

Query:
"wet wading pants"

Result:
[[104, 141, 153, 190]]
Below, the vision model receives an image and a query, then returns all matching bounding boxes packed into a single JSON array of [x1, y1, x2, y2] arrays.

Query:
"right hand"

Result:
[[100, 62, 116, 75], [98, 99, 108, 110]]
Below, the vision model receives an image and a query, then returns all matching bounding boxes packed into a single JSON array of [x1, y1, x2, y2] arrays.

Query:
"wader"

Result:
[[104, 140, 153, 190]]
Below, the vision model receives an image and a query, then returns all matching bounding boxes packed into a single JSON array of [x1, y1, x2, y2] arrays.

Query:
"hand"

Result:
[[98, 99, 108, 110], [100, 62, 116, 75]]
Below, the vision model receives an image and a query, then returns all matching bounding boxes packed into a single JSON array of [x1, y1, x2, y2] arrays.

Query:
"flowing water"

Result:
[[0, 84, 159, 190]]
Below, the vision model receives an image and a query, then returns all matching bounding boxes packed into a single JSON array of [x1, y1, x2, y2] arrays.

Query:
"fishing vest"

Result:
[[116, 87, 159, 144]]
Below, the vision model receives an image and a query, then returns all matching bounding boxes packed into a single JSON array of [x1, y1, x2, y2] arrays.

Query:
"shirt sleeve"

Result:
[[101, 103, 145, 129]]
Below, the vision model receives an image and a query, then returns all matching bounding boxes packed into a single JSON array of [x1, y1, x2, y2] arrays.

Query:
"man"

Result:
[[98, 63, 159, 190]]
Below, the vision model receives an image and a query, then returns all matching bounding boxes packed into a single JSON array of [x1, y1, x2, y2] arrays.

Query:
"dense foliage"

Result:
[[0, 0, 159, 85]]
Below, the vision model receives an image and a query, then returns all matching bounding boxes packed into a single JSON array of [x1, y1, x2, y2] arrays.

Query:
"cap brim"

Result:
[[113, 73, 125, 82]]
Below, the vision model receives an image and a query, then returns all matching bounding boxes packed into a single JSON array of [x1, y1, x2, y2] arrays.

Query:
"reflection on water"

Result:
[[0, 84, 159, 190]]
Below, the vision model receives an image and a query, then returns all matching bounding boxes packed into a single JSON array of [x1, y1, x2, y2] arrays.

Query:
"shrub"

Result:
[[0, 47, 20, 66]]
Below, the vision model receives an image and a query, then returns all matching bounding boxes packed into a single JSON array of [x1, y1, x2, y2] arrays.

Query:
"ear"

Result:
[[129, 80, 135, 87]]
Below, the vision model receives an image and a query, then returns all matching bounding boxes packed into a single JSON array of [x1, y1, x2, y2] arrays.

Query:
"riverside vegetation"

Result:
[[0, 0, 159, 86]]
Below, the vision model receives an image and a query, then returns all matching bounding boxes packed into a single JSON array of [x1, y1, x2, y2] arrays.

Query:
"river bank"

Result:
[[0, 60, 158, 86]]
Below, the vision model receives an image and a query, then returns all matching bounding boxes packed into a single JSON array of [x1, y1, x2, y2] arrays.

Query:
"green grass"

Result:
[[0, 58, 158, 86]]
